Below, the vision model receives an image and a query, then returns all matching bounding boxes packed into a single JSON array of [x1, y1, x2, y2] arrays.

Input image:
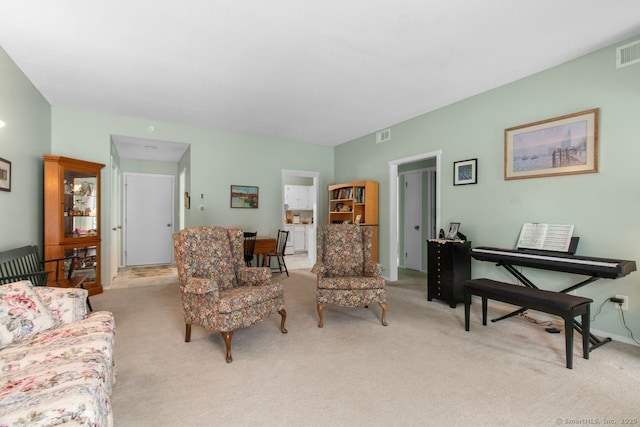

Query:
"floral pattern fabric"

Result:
[[0, 281, 57, 349], [33, 286, 87, 325], [173, 226, 285, 334], [313, 224, 387, 308], [0, 282, 115, 426]]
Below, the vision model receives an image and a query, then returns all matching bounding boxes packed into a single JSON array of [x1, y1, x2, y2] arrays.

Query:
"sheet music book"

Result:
[[516, 223, 574, 252]]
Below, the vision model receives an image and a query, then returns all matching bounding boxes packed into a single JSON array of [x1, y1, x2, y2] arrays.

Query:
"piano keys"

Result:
[[470, 246, 636, 279]]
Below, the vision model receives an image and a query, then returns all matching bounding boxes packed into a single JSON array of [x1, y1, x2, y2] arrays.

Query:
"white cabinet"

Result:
[[284, 185, 311, 210], [284, 225, 306, 254], [294, 225, 305, 252], [284, 226, 295, 255]]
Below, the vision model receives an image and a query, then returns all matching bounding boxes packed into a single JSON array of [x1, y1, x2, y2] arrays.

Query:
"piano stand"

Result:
[[493, 261, 612, 351]]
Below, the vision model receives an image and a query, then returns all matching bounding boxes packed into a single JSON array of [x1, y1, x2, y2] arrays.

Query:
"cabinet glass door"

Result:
[[65, 245, 98, 285], [63, 171, 98, 238]]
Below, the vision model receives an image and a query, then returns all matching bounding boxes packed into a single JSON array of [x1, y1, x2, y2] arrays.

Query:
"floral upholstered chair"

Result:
[[312, 224, 387, 327], [173, 226, 287, 362]]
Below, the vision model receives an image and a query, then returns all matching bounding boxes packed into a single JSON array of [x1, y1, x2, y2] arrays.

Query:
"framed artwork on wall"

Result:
[[230, 185, 259, 208], [504, 108, 599, 180], [0, 157, 11, 192], [453, 158, 477, 185]]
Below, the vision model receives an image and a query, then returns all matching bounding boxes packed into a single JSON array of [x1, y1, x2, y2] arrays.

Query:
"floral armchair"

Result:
[[312, 224, 387, 327], [173, 226, 287, 362]]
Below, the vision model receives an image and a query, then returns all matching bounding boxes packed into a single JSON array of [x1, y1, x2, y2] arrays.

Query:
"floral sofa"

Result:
[[0, 280, 116, 426]]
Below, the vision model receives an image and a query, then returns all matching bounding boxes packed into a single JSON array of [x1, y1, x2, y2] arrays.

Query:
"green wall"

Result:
[[0, 47, 51, 251], [50, 107, 334, 285], [335, 35, 640, 342]]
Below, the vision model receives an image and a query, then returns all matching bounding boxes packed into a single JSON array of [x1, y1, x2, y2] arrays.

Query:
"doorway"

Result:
[[123, 173, 175, 266], [282, 169, 319, 268], [388, 150, 441, 281], [402, 171, 422, 271]]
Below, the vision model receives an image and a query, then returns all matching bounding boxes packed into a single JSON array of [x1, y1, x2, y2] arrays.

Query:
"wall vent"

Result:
[[616, 39, 640, 69], [376, 128, 391, 144]]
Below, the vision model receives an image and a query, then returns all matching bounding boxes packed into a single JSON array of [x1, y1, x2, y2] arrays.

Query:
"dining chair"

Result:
[[243, 231, 257, 266], [266, 229, 289, 277]]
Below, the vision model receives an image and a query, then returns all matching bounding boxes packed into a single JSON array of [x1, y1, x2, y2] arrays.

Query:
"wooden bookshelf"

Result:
[[328, 180, 379, 261]]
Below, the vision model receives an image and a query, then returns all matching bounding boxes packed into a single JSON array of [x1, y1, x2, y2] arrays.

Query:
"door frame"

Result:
[[388, 150, 441, 281]]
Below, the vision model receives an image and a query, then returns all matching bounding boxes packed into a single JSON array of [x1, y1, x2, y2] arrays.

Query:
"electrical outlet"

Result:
[[615, 294, 629, 311]]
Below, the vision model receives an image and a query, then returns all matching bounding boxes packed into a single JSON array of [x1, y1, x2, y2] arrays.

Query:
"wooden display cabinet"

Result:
[[44, 155, 105, 295], [328, 180, 379, 261]]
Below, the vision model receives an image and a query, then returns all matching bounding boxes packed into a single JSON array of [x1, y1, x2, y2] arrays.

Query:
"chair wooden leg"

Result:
[[221, 331, 234, 363], [317, 303, 324, 328], [379, 302, 388, 326], [279, 309, 288, 333], [185, 324, 191, 342], [280, 256, 289, 277]]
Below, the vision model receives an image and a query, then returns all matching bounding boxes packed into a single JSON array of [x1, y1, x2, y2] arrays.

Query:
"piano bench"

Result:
[[463, 278, 593, 369]]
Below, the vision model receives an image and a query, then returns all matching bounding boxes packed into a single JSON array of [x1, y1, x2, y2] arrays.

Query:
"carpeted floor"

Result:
[[92, 269, 640, 426]]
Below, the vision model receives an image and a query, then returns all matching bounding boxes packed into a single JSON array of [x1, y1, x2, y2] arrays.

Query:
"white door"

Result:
[[404, 171, 422, 270], [124, 173, 174, 266]]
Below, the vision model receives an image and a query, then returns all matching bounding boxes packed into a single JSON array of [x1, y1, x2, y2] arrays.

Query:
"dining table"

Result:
[[247, 236, 276, 267]]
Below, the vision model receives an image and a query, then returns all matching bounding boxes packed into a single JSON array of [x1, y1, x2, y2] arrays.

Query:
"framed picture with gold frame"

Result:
[[504, 108, 599, 180]]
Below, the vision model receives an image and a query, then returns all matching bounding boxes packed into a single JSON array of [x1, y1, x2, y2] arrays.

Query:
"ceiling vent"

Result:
[[376, 128, 391, 144], [616, 39, 640, 69]]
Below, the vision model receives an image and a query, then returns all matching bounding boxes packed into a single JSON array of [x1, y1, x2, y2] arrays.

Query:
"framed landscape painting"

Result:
[[504, 109, 599, 180], [230, 185, 259, 208]]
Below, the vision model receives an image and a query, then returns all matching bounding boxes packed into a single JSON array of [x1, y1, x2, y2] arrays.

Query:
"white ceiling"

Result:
[[2, 1, 640, 157]]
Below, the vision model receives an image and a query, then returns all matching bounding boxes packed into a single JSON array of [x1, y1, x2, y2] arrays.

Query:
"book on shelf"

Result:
[[516, 223, 574, 252], [332, 187, 353, 200]]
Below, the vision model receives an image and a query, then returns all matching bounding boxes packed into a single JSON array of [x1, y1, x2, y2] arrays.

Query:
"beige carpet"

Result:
[[91, 269, 640, 426]]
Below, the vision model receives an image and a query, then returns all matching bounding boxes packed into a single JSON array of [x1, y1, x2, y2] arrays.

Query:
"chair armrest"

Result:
[[364, 261, 381, 277], [0, 270, 51, 287], [237, 267, 271, 285], [311, 262, 326, 276], [183, 277, 220, 297]]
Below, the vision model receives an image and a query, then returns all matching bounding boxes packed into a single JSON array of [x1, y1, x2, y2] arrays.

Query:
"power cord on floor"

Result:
[[519, 311, 554, 327]]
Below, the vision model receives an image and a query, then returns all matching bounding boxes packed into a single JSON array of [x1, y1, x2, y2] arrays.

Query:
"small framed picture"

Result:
[[446, 222, 460, 239], [0, 157, 11, 192], [230, 185, 259, 208], [184, 192, 190, 209], [453, 158, 477, 186]]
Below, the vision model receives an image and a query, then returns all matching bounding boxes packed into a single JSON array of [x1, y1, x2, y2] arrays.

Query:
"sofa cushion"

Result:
[[217, 282, 285, 314], [0, 281, 57, 349], [0, 311, 116, 426], [34, 286, 88, 325]]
